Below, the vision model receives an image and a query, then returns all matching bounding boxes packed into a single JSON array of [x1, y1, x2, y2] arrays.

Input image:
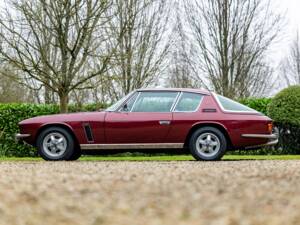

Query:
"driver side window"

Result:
[[131, 91, 178, 112]]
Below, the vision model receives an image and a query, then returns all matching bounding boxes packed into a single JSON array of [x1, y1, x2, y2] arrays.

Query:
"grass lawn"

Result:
[[0, 155, 300, 161]]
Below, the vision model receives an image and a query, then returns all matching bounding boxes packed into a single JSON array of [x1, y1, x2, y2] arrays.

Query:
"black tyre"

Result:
[[189, 127, 227, 161], [68, 149, 82, 161], [36, 126, 75, 161]]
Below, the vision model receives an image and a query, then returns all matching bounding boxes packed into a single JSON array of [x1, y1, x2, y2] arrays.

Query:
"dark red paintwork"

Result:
[[18, 88, 273, 149]]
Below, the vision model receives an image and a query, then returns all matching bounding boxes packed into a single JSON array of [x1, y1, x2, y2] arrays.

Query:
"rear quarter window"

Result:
[[215, 94, 257, 112]]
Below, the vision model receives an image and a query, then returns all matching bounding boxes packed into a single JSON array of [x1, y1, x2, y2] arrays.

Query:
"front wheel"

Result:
[[189, 127, 227, 161], [36, 127, 76, 161]]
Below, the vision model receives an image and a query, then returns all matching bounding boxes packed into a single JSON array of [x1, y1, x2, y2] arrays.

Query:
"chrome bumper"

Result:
[[241, 134, 278, 139], [15, 133, 31, 142], [245, 139, 279, 149], [242, 129, 279, 149]]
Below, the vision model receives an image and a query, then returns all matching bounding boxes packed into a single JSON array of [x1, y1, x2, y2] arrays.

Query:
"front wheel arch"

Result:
[[35, 123, 80, 150]]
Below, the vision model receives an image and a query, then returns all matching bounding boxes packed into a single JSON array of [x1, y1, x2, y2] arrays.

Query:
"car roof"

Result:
[[136, 88, 211, 95]]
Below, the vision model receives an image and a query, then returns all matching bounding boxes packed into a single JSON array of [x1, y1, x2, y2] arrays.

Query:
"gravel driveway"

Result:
[[0, 160, 299, 225]]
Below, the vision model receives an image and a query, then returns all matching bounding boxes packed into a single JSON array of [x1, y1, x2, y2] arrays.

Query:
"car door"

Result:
[[105, 91, 179, 143]]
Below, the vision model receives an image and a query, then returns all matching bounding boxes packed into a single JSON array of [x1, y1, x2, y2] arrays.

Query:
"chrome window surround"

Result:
[[172, 92, 204, 113], [114, 91, 139, 113], [123, 91, 180, 113], [106, 91, 136, 112], [212, 92, 259, 114], [118, 92, 140, 112], [115, 91, 205, 113]]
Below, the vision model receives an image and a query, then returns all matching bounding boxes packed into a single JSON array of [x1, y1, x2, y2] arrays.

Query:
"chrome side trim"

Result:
[[80, 143, 184, 150], [242, 134, 278, 139], [245, 139, 279, 149], [172, 92, 204, 113]]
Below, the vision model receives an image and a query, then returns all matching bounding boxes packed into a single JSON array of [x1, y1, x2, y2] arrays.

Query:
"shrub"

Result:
[[268, 85, 300, 126], [239, 98, 272, 115], [267, 85, 300, 153], [0, 103, 107, 157]]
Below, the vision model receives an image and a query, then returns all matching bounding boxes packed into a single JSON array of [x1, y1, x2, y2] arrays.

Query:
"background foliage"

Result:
[[267, 85, 300, 153], [0, 103, 107, 157], [0, 92, 299, 157], [239, 98, 272, 115]]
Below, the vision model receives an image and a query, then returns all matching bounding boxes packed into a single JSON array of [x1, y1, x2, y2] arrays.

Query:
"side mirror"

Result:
[[122, 104, 128, 112]]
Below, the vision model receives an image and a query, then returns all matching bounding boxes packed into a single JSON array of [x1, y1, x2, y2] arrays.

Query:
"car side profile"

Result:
[[16, 88, 278, 161]]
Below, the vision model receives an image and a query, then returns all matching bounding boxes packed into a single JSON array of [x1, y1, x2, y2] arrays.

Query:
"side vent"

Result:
[[83, 123, 94, 143], [202, 108, 217, 113]]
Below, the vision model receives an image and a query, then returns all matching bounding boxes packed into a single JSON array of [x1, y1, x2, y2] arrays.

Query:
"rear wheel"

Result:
[[189, 127, 227, 161], [37, 127, 76, 161]]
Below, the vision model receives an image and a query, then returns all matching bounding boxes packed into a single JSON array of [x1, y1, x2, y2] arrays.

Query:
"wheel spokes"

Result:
[[50, 135, 56, 142], [207, 134, 211, 141], [199, 140, 206, 145], [57, 138, 64, 144], [43, 132, 67, 157], [211, 141, 218, 146], [196, 133, 221, 157]]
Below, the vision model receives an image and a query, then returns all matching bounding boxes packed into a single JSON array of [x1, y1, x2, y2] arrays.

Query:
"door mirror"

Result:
[[122, 103, 129, 112]]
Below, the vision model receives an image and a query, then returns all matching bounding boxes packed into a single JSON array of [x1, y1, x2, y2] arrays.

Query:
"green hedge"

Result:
[[267, 86, 300, 153], [0, 96, 299, 157], [0, 103, 107, 157], [268, 86, 300, 126], [239, 98, 272, 115]]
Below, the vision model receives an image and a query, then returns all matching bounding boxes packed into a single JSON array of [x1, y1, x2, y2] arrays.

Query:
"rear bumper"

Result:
[[244, 139, 278, 149], [241, 134, 277, 139], [242, 128, 279, 149]]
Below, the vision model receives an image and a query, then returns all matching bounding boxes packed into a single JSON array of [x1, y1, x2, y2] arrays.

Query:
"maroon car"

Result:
[[16, 88, 278, 161]]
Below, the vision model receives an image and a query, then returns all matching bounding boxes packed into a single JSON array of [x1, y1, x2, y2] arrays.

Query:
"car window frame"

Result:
[[114, 91, 139, 112], [172, 92, 204, 113], [113, 90, 207, 113], [128, 91, 180, 113], [117, 92, 140, 112], [212, 92, 259, 114]]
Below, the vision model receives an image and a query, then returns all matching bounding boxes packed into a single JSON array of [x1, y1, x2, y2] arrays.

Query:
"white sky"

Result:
[[273, 0, 300, 52], [0, 0, 299, 94], [265, 0, 300, 93], [281, 0, 300, 32]]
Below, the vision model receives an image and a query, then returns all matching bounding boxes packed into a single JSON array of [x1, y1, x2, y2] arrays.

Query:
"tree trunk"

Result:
[[45, 85, 52, 104], [59, 92, 69, 113]]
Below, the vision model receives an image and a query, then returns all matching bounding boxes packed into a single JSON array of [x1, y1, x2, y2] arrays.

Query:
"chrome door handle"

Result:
[[159, 120, 171, 125]]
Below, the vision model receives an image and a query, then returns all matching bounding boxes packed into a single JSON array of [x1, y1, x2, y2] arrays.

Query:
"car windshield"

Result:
[[105, 92, 133, 112]]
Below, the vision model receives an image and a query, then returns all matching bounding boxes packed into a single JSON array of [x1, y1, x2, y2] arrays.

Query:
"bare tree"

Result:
[[166, 2, 202, 89], [106, 0, 170, 97], [0, 0, 119, 112], [281, 32, 300, 86], [185, 0, 281, 99], [0, 66, 36, 103]]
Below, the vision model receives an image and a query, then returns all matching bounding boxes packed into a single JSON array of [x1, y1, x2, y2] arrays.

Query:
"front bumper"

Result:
[[15, 133, 31, 143]]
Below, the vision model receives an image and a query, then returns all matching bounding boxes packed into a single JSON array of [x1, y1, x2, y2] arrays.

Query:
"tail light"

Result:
[[267, 122, 273, 134]]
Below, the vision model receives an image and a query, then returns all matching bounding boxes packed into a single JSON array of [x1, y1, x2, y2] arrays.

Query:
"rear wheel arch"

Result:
[[184, 123, 232, 150]]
